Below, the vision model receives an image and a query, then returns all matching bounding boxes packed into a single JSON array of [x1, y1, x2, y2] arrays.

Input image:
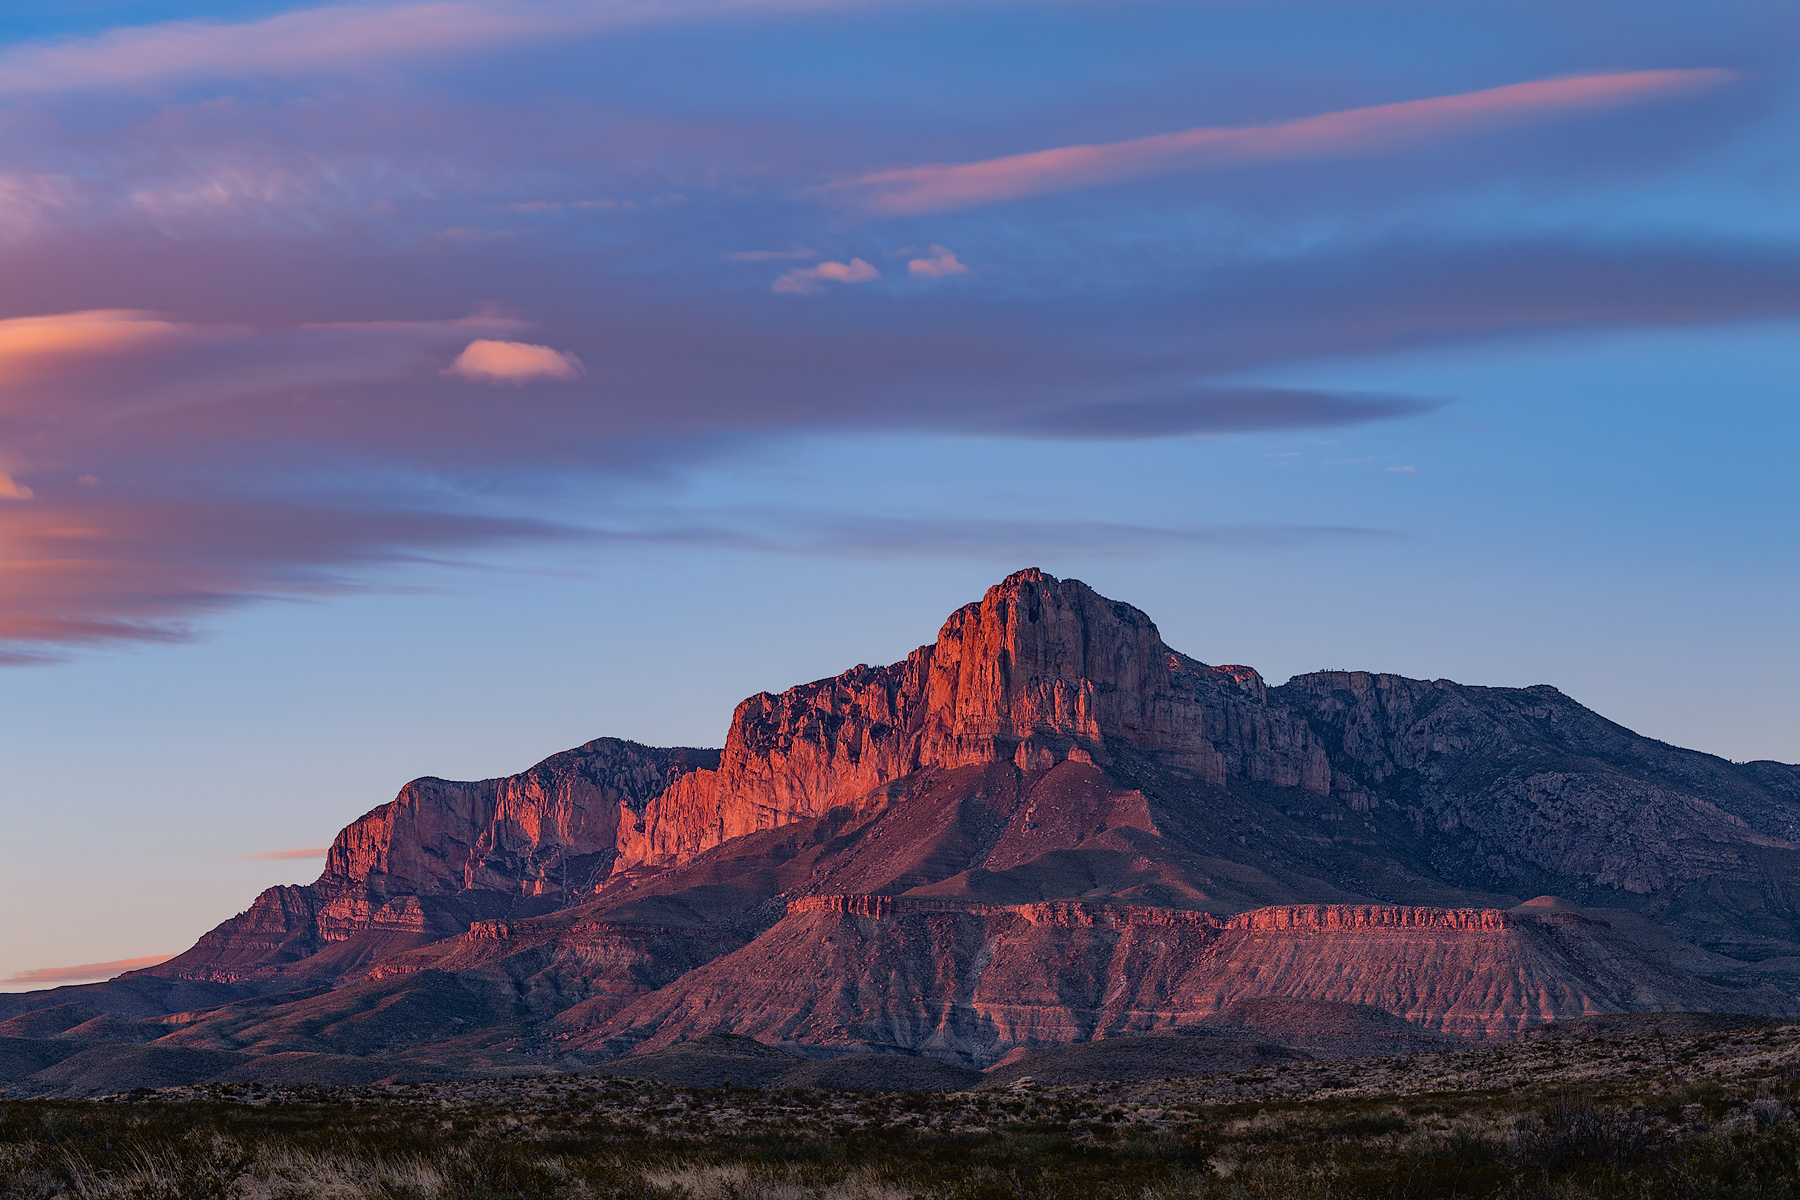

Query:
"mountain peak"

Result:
[[925, 568, 1169, 765]]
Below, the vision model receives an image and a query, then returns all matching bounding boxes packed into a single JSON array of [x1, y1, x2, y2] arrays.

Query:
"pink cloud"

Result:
[[2, 954, 174, 985], [0, 309, 189, 380], [822, 69, 1738, 214], [0, 308, 525, 429], [446, 339, 585, 384], [235, 846, 330, 860], [907, 245, 968, 278], [0, 0, 880, 96], [771, 257, 879, 294], [0, 474, 33, 501]]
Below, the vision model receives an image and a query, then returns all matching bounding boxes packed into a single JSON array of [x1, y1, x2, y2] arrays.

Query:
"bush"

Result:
[[1326, 1112, 1409, 1138], [1515, 1097, 1658, 1171]]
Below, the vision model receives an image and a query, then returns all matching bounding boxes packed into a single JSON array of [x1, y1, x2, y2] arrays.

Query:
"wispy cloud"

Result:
[[822, 69, 1737, 214], [0, 0, 880, 96], [585, 511, 1396, 561], [2, 954, 173, 986], [0, 490, 580, 659], [988, 387, 1441, 440], [729, 248, 818, 262], [234, 846, 330, 860]]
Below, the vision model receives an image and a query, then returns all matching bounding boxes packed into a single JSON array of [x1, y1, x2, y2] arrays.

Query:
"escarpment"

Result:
[[28, 566, 1789, 1071], [612, 570, 1334, 872]]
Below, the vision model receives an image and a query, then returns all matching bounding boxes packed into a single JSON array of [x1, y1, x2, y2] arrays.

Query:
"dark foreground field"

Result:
[[5, 1020, 1800, 1199]]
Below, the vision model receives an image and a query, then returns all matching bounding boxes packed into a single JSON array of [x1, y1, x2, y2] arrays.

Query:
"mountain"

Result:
[[7, 568, 1799, 1079]]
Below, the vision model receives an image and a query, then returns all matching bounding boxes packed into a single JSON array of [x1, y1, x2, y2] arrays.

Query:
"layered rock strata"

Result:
[[563, 898, 1772, 1064]]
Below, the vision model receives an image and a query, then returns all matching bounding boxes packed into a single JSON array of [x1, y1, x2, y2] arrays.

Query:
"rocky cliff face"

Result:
[[614, 570, 1328, 870], [150, 739, 718, 984], [84, 567, 1799, 1070]]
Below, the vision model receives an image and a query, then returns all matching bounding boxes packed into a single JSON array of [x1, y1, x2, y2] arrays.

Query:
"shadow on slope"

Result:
[[155, 970, 519, 1057], [1520, 1012, 1789, 1041], [0, 1038, 93, 1084], [0, 1003, 104, 1039], [580, 1033, 803, 1088], [0, 976, 272, 1024], [776, 1055, 981, 1092], [9, 1044, 244, 1099], [1183, 998, 1466, 1057], [982, 1033, 1309, 1087]]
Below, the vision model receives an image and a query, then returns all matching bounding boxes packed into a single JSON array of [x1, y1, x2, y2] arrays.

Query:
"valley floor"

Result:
[[5, 1023, 1800, 1199]]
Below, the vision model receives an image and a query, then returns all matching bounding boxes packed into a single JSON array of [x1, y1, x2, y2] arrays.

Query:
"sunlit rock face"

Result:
[[152, 740, 719, 984], [124, 568, 1800, 1057], [614, 568, 1331, 869]]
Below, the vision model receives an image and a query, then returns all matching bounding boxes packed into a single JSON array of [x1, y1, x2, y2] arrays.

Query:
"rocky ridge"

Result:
[[8, 568, 1799, 1078]]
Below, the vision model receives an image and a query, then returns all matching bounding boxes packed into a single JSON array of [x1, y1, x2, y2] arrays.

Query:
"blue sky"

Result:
[[1, 0, 1795, 987]]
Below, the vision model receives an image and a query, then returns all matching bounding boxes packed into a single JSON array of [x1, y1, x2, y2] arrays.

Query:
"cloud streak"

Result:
[[989, 387, 1443, 440], [0, 489, 580, 660], [235, 846, 330, 860], [587, 511, 1396, 561], [822, 69, 1737, 214], [0, 0, 877, 95], [2, 955, 173, 985]]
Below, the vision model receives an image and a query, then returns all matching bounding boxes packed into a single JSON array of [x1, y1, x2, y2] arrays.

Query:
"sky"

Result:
[[1, 0, 1797, 989]]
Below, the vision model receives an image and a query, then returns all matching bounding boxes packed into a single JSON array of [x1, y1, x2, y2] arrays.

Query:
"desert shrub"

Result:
[[1515, 1097, 1658, 1171], [1438, 1126, 1506, 1167], [1326, 1111, 1409, 1138], [1651, 1081, 1730, 1123], [1750, 1097, 1791, 1129]]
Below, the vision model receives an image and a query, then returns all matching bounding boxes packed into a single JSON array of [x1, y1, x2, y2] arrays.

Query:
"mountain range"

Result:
[[6, 568, 1799, 1088]]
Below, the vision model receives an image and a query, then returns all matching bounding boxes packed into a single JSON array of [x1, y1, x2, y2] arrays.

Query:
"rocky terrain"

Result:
[[5, 1016, 1800, 1199], [6, 568, 1800, 1087]]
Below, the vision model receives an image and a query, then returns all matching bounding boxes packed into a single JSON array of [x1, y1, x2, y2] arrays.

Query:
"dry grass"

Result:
[[644, 1163, 915, 1200], [5, 1024, 1800, 1199]]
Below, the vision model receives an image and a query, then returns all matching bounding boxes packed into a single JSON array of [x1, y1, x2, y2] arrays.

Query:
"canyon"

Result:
[[6, 568, 1800, 1084]]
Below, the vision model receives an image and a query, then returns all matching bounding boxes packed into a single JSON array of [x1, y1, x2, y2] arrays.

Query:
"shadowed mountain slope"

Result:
[[1181, 998, 1464, 1057], [981, 1033, 1309, 1087]]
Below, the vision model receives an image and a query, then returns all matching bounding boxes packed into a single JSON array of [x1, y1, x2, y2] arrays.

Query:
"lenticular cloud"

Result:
[[447, 339, 586, 385]]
